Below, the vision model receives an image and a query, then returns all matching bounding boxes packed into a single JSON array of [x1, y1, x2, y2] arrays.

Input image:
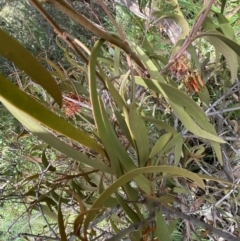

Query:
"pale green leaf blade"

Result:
[[204, 36, 238, 83], [216, 13, 235, 40], [142, 116, 177, 133], [170, 101, 224, 143], [129, 105, 149, 167], [199, 86, 210, 108], [131, 43, 166, 83], [209, 140, 223, 165], [150, 133, 173, 158], [114, 46, 120, 76], [196, 30, 240, 57], [174, 134, 183, 166], [135, 76, 225, 144], [40, 204, 57, 221]]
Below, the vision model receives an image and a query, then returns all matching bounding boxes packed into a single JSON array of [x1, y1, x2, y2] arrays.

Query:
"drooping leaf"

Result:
[[110, 213, 125, 224], [135, 76, 225, 144], [114, 46, 121, 76], [142, 116, 177, 133], [0, 74, 105, 156], [0, 28, 62, 107], [199, 86, 210, 108], [84, 166, 205, 231], [204, 36, 238, 83], [196, 30, 240, 58], [202, 17, 216, 31], [88, 39, 151, 196], [174, 133, 183, 166], [169, 101, 223, 143], [39, 204, 58, 221], [0, 76, 112, 173]]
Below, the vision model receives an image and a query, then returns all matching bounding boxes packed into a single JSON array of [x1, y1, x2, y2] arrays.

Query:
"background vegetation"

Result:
[[1, 0, 240, 240]]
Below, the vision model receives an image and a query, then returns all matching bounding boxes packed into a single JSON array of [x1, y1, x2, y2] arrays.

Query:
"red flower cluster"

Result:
[[169, 56, 204, 93], [62, 93, 81, 118]]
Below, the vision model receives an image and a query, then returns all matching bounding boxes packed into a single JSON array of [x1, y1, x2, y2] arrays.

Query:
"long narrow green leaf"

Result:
[[204, 36, 238, 83], [135, 76, 225, 144], [156, 133, 182, 165], [216, 13, 235, 40], [156, 210, 171, 241], [88, 39, 151, 195], [40, 204, 58, 221], [115, 192, 142, 223], [114, 46, 120, 76], [128, 105, 149, 167], [84, 166, 205, 231], [114, 110, 134, 147], [150, 133, 173, 158], [170, 101, 224, 144], [142, 116, 177, 133], [88, 39, 122, 176], [58, 199, 67, 241], [0, 28, 62, 107], [196, 30, 240, 57], [0, 74, 105, 156], [174, 134, 183, 166]]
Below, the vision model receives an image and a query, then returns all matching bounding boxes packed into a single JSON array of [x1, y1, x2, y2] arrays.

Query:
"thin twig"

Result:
[[106, 203, 240, 241], [160, 0, 215, 74], [207, 106, 240, 116], [214, 178, 240, 207], [36, 167, 60, 240], [17, 233, 59, 240], [205, 81, 240, 114], [37, 0, 146, 70], [63, 96, 92, 110]]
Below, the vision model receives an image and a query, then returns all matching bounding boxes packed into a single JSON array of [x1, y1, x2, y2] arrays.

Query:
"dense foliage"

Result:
[[1, 0, 240, 241]]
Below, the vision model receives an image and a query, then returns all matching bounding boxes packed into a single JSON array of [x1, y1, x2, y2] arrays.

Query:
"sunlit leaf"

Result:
[[40, 204, 57, 221], [111, 213, 125, 224], [135, 76, 225, 144], [150, 133, 173, 158], [215, 13, 235, 40]]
